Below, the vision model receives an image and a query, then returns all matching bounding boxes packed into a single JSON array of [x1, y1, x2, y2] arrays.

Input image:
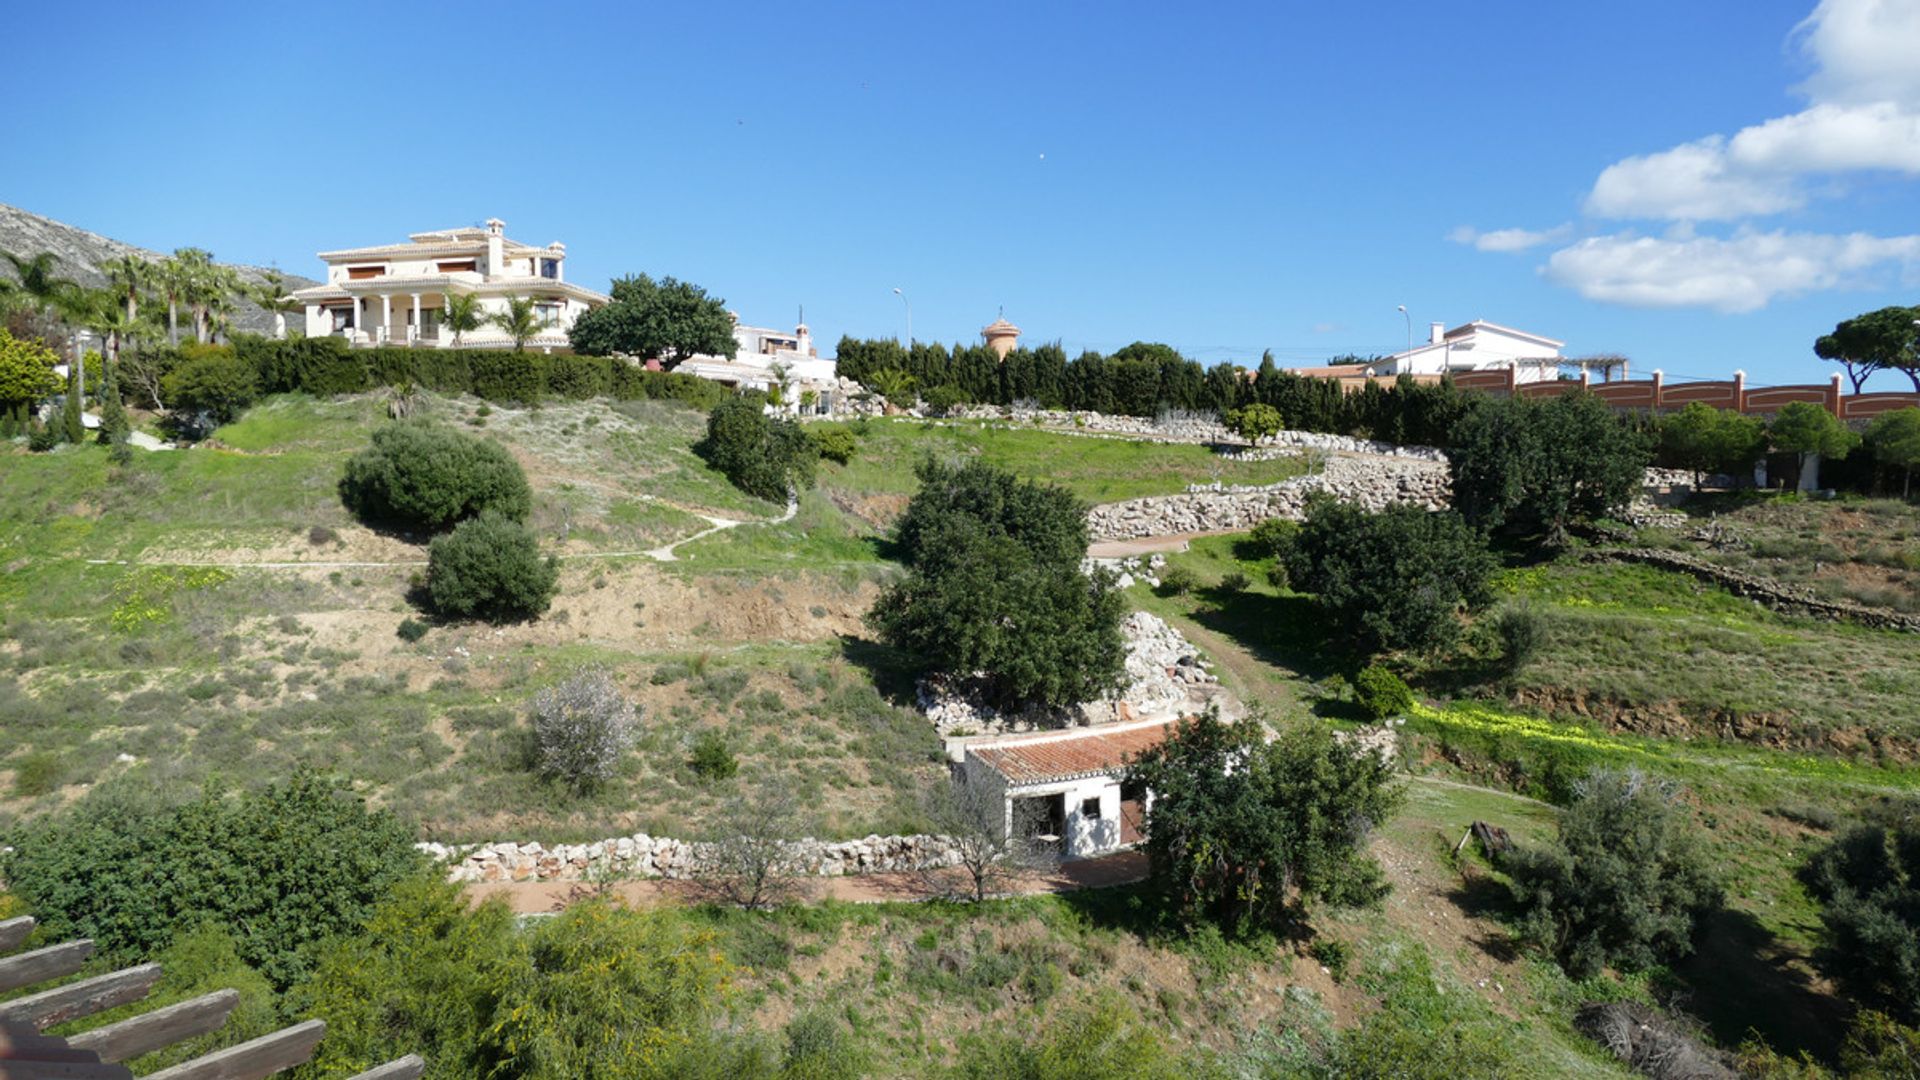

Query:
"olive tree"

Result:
[[529, 668, 639, 793]]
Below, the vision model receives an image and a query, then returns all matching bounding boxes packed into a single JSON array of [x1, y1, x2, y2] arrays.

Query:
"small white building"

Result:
[[958, 717, 1175, 860], [286, 219, 609, 349], [673, 315, 840, 413], [1368, 320, 1564, 384]]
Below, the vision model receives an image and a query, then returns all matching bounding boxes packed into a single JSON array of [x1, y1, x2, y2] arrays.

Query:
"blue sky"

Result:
[[7, 0, 1920, 387]]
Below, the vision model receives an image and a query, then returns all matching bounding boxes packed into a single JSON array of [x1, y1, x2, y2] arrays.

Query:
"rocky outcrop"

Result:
[[1583, 548, 1920, 632], [918, 611, 1236, 736], [424, 832, 963, 884], [1221, 430, 1447, 462], [1088, 456, 1450, 540]]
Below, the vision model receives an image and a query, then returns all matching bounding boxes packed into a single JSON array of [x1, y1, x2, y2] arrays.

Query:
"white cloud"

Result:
[[1543, 228, 1920, 312], [1583, 0, 1920, 222], [1585, 137, 1804, 221], [1448, 223, 1572, 252]]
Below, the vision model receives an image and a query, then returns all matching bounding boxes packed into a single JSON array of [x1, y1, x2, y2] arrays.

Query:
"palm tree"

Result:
[[2, 251, 84, 319], [159, 251, 198, 345], [443, 293, 484, 347], [81, 288, 136, 370], [251, 271, 301, 340], [489, 296, 550, 352], [865, 367, 918, 413], [101, 254, 154, 326]]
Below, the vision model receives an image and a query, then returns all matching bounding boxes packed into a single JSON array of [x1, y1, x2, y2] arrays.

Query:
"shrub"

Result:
[[1157, 565, 1198, 596], [1798, 816, 1919, 1017], [922, 384, 970, 417], [698, 395, 818, 500], [27, 424, 59, 452], [1503, 769, 1722, 978], [1126, 713, 1401, 936], [0, 329, 60, 416], [689, 730, 738, 781], [12, 751, 64, 797], [426, 512, 558, 623], [529, 668, 639, 794], [1287, 496, 1496, 657], [1248, 517, 1299, 562], [810, 425, 858, 464], [947, 994, 1183, 1080], [1225, 402, 1283, 442], [160, 347, 258, 427], [1493, 601, 1545, 671], [307, 524, 338, 546], [1352, 664, 1414, 720], [2, 771, 422, 989], [1219, 570, 1251, 592], [339, 420, 532, 530], [395, 617, 429, 643]]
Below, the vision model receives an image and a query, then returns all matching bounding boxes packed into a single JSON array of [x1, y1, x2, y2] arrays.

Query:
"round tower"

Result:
[[981, 314, 1021, 361]]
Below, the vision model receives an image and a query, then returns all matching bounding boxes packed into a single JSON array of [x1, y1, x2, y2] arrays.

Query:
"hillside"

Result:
[[2, 390, 1915, 1075], [0, 202, 317, 334]]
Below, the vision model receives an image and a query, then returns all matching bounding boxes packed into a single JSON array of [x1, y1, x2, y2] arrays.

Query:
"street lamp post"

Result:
[[1396, 305, 1410, 355], [892, 287, 912, 355]]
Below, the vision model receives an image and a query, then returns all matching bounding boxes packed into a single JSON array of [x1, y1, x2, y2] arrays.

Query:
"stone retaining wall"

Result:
[[423, 833, 963, 884], [1582, 548, 1920, 633], [1088, 456, 1450, 540]]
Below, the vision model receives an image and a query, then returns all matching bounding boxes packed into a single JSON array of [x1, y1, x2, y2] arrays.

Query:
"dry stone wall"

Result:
[[423, 833, 964, 884], [1089, 456, 1451, 540]]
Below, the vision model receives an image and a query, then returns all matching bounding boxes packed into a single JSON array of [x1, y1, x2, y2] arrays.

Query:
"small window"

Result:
[[346, 265, 385, 281], [329, 306, 353, 332], [539, 258, 559, 279], [436, 259, 478, 273], [1080, 798, 1101, 819]]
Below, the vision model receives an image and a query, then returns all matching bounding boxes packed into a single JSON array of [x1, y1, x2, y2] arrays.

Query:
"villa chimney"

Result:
[[1428, 321, 1446, 345], [485, 218, 505, 276], [796, 322, 812, 356]]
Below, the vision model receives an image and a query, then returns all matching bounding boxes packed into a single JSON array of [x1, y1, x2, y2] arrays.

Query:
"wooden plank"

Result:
[[0, 943, 94, 996], [0, 1053, 133, 1068], [142, 1020, 324, 1080], [344, 1055, 424, 1080], [0, 966, 161, 1030], [0, 919, 37, 954], [67, 991, 239, 1064]]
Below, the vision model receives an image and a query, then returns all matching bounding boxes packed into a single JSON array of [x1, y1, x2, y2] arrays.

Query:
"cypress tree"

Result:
[[97, 356, 129, 446], [61, 365, 84, 444]]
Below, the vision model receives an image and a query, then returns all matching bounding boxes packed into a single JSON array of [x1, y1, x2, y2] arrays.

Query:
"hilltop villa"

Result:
[[675, 316, 841, 412], [286, 219, 609, 349], [1291, 320, 1565, 384]]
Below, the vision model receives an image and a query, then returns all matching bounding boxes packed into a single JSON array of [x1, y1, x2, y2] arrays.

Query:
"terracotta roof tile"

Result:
[[969, 720, 1178, 786]]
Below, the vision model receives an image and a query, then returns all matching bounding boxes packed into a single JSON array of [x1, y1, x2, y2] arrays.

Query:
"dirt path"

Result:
[[468, 850, 1149, 914], [76, 497, 801, 570]]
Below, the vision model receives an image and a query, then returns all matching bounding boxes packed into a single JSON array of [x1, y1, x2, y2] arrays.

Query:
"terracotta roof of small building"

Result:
[[969, 719, 1179, 786]]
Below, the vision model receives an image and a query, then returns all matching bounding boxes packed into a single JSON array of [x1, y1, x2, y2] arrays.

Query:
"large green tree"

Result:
[[1126, 714, 1401, 936], [1448, 391, 1651, 547], [339, 420, 533, 530], [568, 273, 737, 367], [1769, 401, 1859, 491], [1816, 305, 1920, 392], [1658, 401, 1765, 486], [1867, 407, 1920, 498], [1286, 495, 1497, 657], [871, 459, 1124, 711]]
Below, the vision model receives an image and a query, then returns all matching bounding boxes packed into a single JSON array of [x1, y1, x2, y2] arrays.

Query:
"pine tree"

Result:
[[61, 366, 84, 444]]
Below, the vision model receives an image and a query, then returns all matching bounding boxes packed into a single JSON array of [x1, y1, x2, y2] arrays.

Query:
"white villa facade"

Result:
[[957, 717, 1173, 860], [1367, 320, 1564, 384], [675, 316, 841, 412], [287, 219, 609, 350]]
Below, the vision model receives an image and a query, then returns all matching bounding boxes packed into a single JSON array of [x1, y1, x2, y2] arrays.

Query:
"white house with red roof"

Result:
[[286, 218, 609, 349], [958, 716, 1178, 860]]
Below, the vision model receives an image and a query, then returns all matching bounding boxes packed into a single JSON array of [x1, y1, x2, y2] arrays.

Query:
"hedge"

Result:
[[229, 335, 727, 409]]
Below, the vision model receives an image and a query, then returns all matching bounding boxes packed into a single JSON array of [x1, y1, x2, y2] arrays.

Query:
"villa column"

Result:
[[411, 293, 422, 344], [381, 295, 392, 345], [350, 297, 359, 337]]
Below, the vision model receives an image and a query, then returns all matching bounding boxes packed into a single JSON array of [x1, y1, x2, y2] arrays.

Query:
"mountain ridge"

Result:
[[0, 202, 318, 336]]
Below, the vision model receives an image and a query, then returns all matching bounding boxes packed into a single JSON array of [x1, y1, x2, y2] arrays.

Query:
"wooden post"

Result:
[[0, 941, 95, 994], [0, 917, 39, 954], [346, 1055, 427, 1080], [141, 1020, 325, 1080], [0, 964, 163, 1029]]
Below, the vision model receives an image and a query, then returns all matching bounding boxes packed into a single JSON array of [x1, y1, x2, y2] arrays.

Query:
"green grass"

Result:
[[1498, 560, 1920, 749], [823, 417, 1310, 504]]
